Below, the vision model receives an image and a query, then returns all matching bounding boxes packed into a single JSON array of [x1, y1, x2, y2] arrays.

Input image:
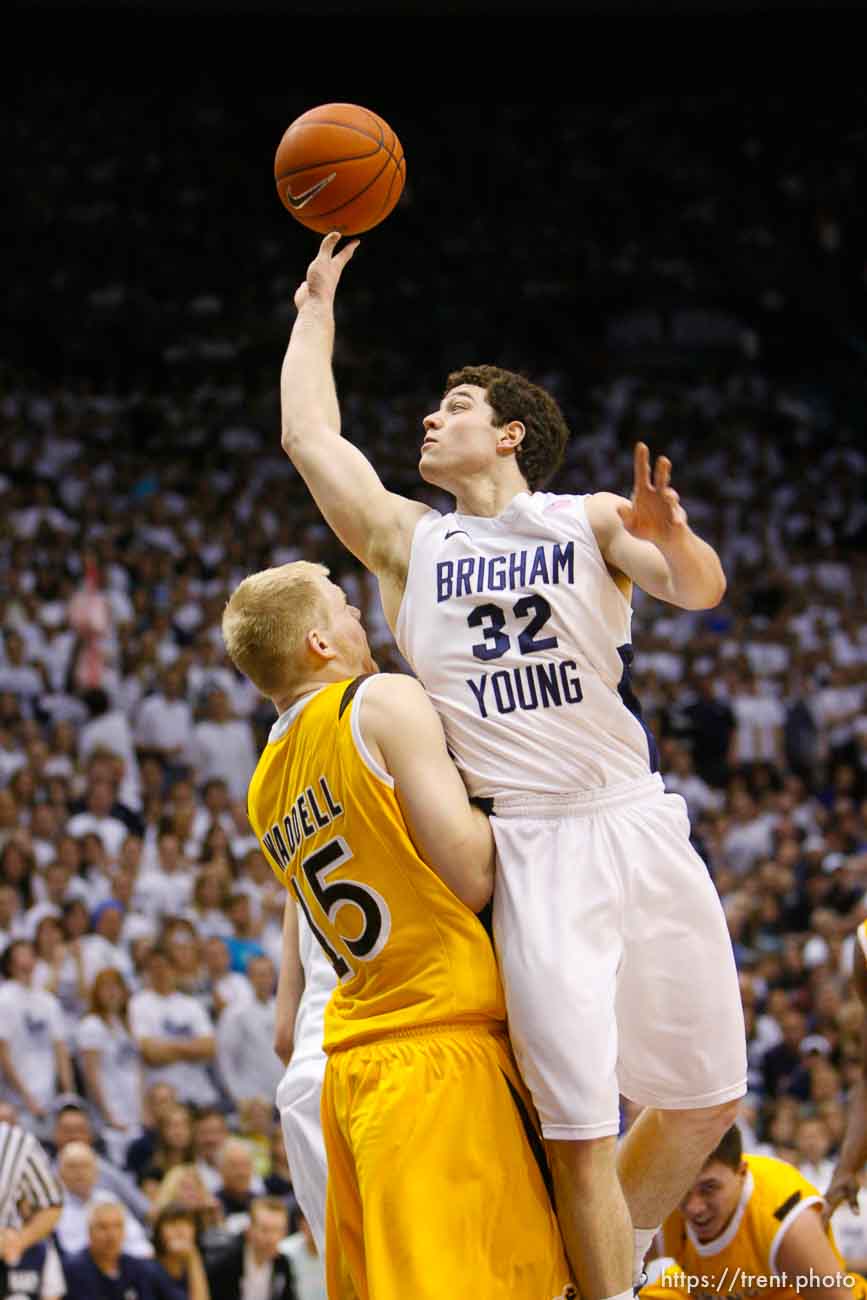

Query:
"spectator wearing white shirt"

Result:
[[721, 789, 777, 876], [129, 945, 219, 1108], [192, 688, 257, 802], [283, 1212, 327, 1300], [202, 936, 253, 1020], [216, 955, 282, 1112], [192, 1106, 231, 1195], [78, 688, 142, 812], [80, 900, 135, 986], [815, 665, 864, 771], [0, 939, 74, 1129], [184, 866, 234, 942], [134, 828, 194, 922], [77, 967, 144, 1161], [66, 776, 129, 862], [30, 913, 90, 1037], [27, 802, 61, 870], [730, 673, 786, 768], [134, 664, 195, 778], [0, 880, 26, 949], [662, 742, 722, 826], [0, 629, 46, 717], [794, 1114, 835, 1194], [55, 1144, 153, 1259]]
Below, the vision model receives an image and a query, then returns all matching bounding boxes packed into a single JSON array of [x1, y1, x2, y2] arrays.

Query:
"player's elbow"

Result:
[[459, 867, 494, 915], [701, 570, 727, 609], [273, 1029, 293, 1066]]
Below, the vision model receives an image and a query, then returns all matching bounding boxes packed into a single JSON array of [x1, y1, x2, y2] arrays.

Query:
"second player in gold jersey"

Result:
[[224, 561, 574, 1300], [640, 1126, 865, 1300]]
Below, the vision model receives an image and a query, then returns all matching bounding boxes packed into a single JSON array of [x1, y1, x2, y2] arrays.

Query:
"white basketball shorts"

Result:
[[491, 772, 747, 1139], [276, 1050, 328, 1254]]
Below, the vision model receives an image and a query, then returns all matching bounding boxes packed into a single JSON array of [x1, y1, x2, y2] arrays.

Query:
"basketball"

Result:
[[274, 103, 406, 236]]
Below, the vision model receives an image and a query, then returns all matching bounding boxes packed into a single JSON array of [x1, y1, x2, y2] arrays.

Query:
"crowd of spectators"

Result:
[[2, 79, 866, 1288]]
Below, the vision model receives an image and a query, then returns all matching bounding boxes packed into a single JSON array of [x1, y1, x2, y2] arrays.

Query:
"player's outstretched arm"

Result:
[[360, 674, 495, 913], [824, 942, 867, 1222], [586, 442, 726, 610], [281, 232, 428, 578]]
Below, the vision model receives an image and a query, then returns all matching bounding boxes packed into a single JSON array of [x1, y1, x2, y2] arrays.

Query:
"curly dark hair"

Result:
[[444, 364, 570, 492]]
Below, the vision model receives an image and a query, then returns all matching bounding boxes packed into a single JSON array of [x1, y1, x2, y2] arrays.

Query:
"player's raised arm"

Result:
[[280, 233, 428, 578], [360, 674, 495, 914], [586, 441, 727, 610]]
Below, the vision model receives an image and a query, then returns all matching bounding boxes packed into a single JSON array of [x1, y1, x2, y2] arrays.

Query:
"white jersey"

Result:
[[293, 902, 336, 1063], [395, 491, 657, 798]]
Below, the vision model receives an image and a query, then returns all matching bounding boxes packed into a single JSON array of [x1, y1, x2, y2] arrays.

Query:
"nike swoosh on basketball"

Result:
[[444, 529, 470, 540], [283, 173, 337, 210]]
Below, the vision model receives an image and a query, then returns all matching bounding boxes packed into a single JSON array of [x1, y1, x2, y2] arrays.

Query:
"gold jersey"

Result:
[[651, 1154, 866, 1300], [857, 919, 867, 964], [247, 676, 506, 1053]]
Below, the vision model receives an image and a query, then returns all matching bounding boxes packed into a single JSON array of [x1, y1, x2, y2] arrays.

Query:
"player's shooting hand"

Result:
[[618, 442, 689, 545], [822, 1174, 861, 1224], [294, 231, 360, 311]]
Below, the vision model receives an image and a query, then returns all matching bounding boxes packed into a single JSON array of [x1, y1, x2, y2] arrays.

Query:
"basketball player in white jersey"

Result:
[[273, 892, 335, 1256], [278, 231, 747, 1300]]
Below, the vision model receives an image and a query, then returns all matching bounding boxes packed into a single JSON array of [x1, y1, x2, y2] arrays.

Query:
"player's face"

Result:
[[681, 1160, 746, 1242], [320, 579, 378, 675], [420, 385, 500, 490]]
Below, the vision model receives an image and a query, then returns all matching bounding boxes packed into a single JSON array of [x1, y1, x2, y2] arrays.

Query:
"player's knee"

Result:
[[547, 1135, 619, 1190], [658, 1099, 741, 1142]]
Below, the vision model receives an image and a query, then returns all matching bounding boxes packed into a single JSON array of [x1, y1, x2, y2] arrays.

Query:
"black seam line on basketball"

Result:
[[276, 141, 402, 181], [276, 147, 380, 181], [378, 150, 405, 220], [276, 120, 402, 178], [281, 116, 398, 159], [313, 152, 395, 220]]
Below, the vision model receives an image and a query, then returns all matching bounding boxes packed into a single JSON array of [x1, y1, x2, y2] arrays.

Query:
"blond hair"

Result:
[[221, 561, 328, 696]]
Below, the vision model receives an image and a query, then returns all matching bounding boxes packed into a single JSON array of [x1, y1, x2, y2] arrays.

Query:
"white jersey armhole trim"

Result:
[[394, 507, 442, 652], [768, 1193, 824, 1277], [349, 677, 395, 789]]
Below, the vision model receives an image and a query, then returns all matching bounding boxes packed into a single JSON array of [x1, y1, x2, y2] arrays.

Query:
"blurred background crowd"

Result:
[[2, 52, 866, 1291]]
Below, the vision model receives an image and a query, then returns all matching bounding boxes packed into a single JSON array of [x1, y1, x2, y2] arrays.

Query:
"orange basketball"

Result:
[[274, 103, 406, 236]]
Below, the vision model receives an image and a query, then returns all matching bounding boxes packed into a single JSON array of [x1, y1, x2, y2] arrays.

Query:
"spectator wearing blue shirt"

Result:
[[62, 1200, 174, 1300], [223, 894, 264, 974]]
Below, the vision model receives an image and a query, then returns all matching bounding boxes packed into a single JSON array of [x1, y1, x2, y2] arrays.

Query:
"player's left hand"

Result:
[[618, 442, 689, 544]]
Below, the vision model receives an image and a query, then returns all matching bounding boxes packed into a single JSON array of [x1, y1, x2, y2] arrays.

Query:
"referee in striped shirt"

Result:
[[0, 1113, 64, 1268]]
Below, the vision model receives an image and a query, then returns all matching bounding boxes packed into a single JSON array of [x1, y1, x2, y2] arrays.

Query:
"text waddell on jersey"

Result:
[[261, 775, 343, 870], [435, 540, 583, 720]]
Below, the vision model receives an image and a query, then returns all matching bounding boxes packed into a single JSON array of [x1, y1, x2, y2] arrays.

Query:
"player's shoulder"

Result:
[[746, 1153, 821, 1210], [584, 490, 631, 531], [356, 671, 428, 715]]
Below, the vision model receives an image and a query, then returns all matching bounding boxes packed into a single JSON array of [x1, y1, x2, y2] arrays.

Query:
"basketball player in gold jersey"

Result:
[[640, 1126, 865, 1300], [222, 561, 574, 1300], [824, 921, 867, 1221]]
